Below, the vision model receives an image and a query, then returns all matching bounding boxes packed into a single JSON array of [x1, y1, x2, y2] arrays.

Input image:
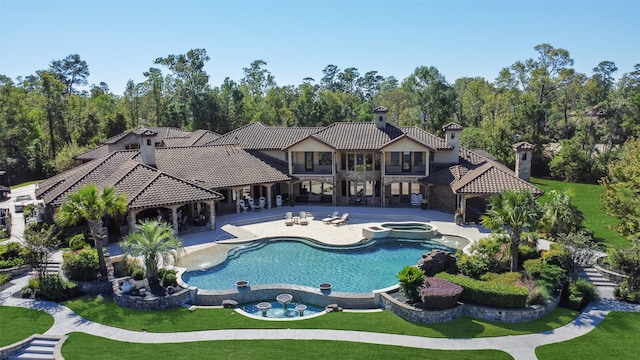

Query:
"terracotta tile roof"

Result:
[[211, 123, 321, 149], [37, 151, 139, 206], [162, 137, 190, 147], [182, 129, 221, 146], [442, 122, 463, 131], [424, 147, 542, 195], [104, 160, 222, 209], [512, 141, 535, 151], [373, 106, 388, 112], [150, 145, 291, 189], [400, 127, 453, 150], [74, 145, 111, 161]]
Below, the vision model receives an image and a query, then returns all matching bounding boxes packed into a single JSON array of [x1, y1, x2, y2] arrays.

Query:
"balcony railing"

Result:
[[384, 165, 426, 176], [292, 164, 332, 175]]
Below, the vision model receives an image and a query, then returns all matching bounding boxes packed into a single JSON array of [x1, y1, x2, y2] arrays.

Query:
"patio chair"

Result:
[[248, 198, 257, 211], [331, 213, 349, 226], [284, 212, 294, 226], [299, 211, 309, 225], [275, 194, 283, 207], [322, 211, 340, 224], [239, 199, 248, 212], [259, 196, 266, 209], [410, 193, 423, 206], [179, 215, 189, 230]]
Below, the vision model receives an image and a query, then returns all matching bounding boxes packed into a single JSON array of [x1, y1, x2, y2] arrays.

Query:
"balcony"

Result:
[[292, 164, 332, 175], [384, 165, 426, 176]]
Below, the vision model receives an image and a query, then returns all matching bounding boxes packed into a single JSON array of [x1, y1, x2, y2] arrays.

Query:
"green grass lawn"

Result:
[[64, 295, 578, 338], [535, 311, 640, 359], [9, 180, 42, 189], [532, 177, 628, 248], [0, 306, 54, 346], [62, 332, 511, 360]]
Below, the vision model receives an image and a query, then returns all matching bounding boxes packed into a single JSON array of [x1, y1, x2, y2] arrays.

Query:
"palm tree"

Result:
[[121, 220, 184, 284], [480, 190, 541, 272], [540, 190, 584, 238], [56, 184, 127, 277]]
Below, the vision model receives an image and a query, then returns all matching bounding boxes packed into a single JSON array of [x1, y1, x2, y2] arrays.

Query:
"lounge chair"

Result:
[[299, 211, 309, 225], [322, 211, 339, 224], [284, 212, 294, 226], [239, 199, 248, 212], [331, 213, 349, 226], [259, 196, 266, 209], [275, 195, 283, 207], [410, 193, 423, 206]]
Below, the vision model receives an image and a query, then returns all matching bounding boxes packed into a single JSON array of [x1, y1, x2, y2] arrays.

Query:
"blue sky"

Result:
[[1, 0, 638, 95]]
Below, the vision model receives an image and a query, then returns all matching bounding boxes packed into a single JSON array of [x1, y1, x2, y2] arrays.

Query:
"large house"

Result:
[[35, 106, 541, 237]]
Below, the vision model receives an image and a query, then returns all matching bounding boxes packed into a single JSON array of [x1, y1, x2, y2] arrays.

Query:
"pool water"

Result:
[[182, 237, 459, 292], [240, 301, 324, 318]]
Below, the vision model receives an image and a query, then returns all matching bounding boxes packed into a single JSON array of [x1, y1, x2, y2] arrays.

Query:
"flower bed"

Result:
[[420, 277, 463, 310]]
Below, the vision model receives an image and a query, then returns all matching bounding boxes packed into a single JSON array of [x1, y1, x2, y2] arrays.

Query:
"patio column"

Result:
[[208, 200, 216, 230], [266, 184, 272, 209], [128, 210, 139, 231], [171, 207, 179, 231], [235, 188, 242, 213]]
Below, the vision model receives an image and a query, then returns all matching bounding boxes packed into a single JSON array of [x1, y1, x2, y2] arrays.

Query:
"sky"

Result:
[[1, 0, 638, 95]]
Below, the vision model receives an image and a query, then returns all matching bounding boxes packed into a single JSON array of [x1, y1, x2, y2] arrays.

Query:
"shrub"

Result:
[[0, 258, 25, 269], [0, 242, 24, 261], [542, 244, 569, 268], [480, 271, 522, 286], [28, 277, 40, 290], [132, 268, 145, 281], [113, 256, 144, 278], [21, 287, 34, 298], [397, 266, 426, 302], [456, 252, 488, 279], [161, 272, 178, 287], [571, 279, 599, 303], [519, 244, 540, 263], [436, 272, 528, 308], [537, 263, 567, 294], [523, 258, 543, 278], [62, 249, 99, 282], [68, 233, 89, 251], [38, 274, 80, 301], [0, 273, 9, 286], [420, 277, 463, 310]]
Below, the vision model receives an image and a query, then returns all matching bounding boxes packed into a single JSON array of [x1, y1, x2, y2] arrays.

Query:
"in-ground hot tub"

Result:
[[362, 222, 439, 240]]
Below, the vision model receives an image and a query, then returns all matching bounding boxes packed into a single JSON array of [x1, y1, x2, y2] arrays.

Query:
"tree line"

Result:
[[1, 44, 638, 184]]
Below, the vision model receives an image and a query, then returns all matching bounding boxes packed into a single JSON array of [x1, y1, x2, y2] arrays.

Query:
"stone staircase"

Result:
[[577, 267, 618, 287], [28, 262, 61, 277], [7, 335, 63, 360]]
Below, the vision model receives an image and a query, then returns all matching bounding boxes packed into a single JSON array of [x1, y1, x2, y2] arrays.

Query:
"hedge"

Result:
[[420, 277, 463, 310], [435, 272, 528, 308]]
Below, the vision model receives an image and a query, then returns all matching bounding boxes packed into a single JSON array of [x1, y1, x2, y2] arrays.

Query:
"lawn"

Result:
[[535, 311, 640, 359], [64, 295, 578, 338], [532, 177, 628, 248], [62, 332, 511, 360], [0, 306, 54, 346]]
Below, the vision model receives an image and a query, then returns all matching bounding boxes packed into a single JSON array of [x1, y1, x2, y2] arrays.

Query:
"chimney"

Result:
[[442, 122, 463, 164], [138, 128, 158, 167], [373, 106, 388, 130], [512, 141, 534, 182]]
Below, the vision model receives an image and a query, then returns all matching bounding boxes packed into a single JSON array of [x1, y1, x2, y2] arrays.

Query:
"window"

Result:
[[390, 152, 400, 166], [146, 139, 152, 146], [375, 154, 381, 170], [319, 152, 332, 166], [413, 152, 423, 166], [365, 154, 373, 170], [402, 152, 411, 172], [521, 153, 527, 161], [356, 154, 364, 171], [305, 152, 314, 171], [451, 132, 456, 139], [341, 153, 347, 170], [348, 154, 355, 171]]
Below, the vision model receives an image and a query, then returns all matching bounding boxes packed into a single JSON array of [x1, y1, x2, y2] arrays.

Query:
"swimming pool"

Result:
[[181, 236, 462, 293]]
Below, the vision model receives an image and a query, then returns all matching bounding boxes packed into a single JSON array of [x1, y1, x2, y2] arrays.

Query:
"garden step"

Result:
[[577, 267, 618, 287], [7, 336, 60, 360]]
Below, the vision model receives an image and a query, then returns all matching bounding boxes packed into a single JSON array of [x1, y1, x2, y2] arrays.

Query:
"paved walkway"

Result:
[[1, 274, 639, 360], [2, 196, 640, 359]]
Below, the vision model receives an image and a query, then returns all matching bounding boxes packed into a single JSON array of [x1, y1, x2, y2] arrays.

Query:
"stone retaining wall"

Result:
[[194, 284, 377, 309], [77, 280, 113, 294], [0, 265, 30, 277], [595, 256, 627, 284], [379, 291, 561, 324], [378, 292, 463, 323], [112, 277, 191, 310]]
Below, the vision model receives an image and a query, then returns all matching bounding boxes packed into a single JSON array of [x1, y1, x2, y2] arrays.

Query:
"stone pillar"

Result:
[[172, 207, 179, 231], [266, 185, 272, 209], [209, 200, 216, 230], [129, 210, 139, 230]]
